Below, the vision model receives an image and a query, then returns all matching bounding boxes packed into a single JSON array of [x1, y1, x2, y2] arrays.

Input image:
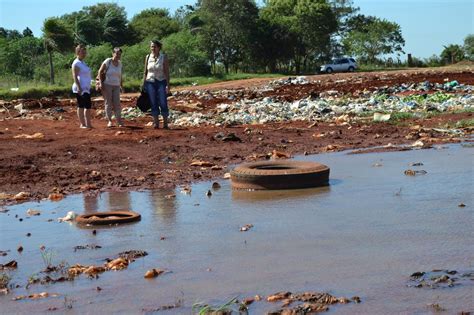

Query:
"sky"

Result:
[[0, 0, 472, 59]]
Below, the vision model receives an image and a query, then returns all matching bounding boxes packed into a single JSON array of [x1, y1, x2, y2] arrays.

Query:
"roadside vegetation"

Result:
[[0, 0, 472, 100]]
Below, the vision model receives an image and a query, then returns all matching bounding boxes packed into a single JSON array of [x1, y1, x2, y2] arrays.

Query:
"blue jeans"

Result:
[[145, 80, 168, 117]]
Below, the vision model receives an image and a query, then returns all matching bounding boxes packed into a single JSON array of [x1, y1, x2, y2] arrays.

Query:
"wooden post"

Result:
[[407, 54, 413, 67]]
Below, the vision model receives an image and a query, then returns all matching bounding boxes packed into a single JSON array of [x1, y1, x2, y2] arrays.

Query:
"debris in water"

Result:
[[144, 269, 165, 279], [404, 169, 427, 176], [58, 211, 76, 222], [240, 224, 254, 232], [26, 209, 41, 216], [0, 260, 17, 270]]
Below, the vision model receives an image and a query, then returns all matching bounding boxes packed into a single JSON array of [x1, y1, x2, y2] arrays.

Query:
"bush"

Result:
[[86, 43, 113, 75], [121, 41, 149, 80]]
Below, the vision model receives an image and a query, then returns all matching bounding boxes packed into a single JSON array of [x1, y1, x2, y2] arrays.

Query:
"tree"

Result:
[[42, 18, 74, 84], [22, 27, 34, 37], [130, 9, 180, 42], [163, 30, 210, 76], [440, 44, 464, 64], [198, 0, 259, 73], [463, 34, 474, 61], [0, 27, 22, 40], [0, 36, 44, 83], [261, 0, 338, 73], [60, 3, 133, 46], [342, 16, 404, 63]]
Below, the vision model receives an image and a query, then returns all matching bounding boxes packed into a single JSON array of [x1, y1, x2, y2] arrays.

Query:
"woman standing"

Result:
[[143, 40, 170, 129], [71, 44, 93, 129], [98, 47, 124, 127]]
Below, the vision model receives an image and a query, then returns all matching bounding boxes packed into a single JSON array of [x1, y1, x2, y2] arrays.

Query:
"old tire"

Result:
[[231, 161, 330, 190], [76, 211, 141, 225]]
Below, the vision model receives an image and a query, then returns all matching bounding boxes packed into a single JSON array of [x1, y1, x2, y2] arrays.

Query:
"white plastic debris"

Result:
[[58, 211, 77, 222]]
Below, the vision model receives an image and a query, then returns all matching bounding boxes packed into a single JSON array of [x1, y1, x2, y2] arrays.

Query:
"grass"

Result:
[[0, 272, 11, 289], [0, 73, 285, 101], [356, 64, 410, 72], [446, 118, 474, 129], [40, 248, 55, 269], [192, 297, 247, 315]]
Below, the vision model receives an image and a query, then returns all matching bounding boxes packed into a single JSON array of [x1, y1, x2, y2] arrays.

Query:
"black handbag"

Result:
[[136, 89, 151, 112]]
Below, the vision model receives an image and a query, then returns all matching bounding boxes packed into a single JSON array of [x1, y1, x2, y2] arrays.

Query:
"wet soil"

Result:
[[0, 68, 473, 204]]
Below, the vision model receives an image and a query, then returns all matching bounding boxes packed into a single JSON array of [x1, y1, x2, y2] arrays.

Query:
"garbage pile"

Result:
[[170, 79, 473, 127]]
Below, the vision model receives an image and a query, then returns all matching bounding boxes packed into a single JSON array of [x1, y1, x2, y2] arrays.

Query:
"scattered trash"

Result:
[[411, 140, 425, 148], [13, 132, 44, 139], [144, 269, 165, 279], [410, 162, 424, 166], [13, 292, 59, 301], [271, 150, 291, 159], [73, 244, 102, 252], [58, 211, 77, 222], [373, 112, 391, 122], [13, 191, 30, 201], [212, 182, 221, 190], [206, 190, 212, 197], [48, 193, 64, 201], [0, 260, 17, 270], [180, 186, 192, 194], [408, 269, 474, 289], [458, 203, 466, 207], [190, 160, 216, 167], [266, 291, 359, 314], [404, 169, 428, 176], [26, 209, 41, 216]]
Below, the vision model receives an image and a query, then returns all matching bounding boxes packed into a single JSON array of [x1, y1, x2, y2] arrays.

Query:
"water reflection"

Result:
[[108, 191, 131, 211], [149, 190, 177, 224], [232, 185, 331, 203], [83, 193, 100, 213]]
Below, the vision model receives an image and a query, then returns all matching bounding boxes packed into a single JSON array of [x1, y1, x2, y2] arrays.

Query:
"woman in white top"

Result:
[[143, 39, 170, 129], [71, 44, 93, 129], [97, 47, 124, 127]]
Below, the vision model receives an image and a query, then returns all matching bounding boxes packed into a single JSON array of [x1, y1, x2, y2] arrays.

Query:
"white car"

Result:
[[320, 58, 357, 73]]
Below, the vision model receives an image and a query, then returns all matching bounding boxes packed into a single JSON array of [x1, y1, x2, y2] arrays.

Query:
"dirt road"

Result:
[[1, 67, 472, 204]]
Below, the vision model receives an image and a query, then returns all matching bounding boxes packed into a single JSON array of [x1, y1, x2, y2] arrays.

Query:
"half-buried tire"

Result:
[[231, 161, 330, 190], [76, 211, 141, 225]]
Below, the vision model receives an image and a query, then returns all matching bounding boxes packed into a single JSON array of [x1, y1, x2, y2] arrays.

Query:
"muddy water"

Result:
[[1, 144, 473, 314]]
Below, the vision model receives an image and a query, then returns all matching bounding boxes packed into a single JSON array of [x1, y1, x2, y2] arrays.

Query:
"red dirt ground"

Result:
[[1, 68, 472, 204]]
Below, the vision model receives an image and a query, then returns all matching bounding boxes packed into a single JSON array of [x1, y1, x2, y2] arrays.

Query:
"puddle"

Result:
[[0, 144, 473, 313]]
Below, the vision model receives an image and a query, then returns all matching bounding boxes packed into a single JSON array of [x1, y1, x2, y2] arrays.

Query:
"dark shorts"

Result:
[[75, 93, 92, 109]]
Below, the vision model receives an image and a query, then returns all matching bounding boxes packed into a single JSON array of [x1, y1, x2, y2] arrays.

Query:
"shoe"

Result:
[[107, 121, 113, 128], [80, 125, 88, 129]]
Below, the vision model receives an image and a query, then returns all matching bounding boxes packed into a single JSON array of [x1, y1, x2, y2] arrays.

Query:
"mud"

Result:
[[1, 68, 473, 204]]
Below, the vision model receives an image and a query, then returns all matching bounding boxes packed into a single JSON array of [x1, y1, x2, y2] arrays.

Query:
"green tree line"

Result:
[[0, 0, 472, 89]]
